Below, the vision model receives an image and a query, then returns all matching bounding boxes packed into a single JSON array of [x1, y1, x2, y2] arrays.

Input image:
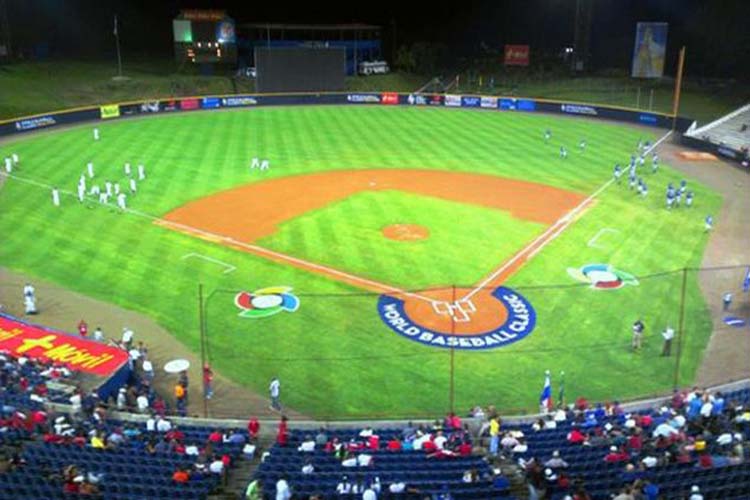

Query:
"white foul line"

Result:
[[0, 170, 437, 304], [461, 129, 673, 303], [181, 253, 236, 274]]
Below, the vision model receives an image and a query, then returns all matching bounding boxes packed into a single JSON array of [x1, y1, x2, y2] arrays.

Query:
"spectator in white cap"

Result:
[[689, 485, 703, 500], [544, 450, 569, 469]]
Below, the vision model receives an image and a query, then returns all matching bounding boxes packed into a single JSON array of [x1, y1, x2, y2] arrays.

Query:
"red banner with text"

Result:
[[0, 314, 129, 376], [504, 45, 530, 66]]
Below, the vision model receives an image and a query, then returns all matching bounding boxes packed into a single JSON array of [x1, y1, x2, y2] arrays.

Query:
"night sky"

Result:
[[5, 0, 750, 77]]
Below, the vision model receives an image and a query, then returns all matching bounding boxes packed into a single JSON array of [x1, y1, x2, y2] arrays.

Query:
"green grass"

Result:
[[258, 190, 545, 289], [0, 105, 722, 418]]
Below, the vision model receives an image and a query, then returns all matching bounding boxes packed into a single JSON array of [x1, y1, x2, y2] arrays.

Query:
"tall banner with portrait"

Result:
[[631, 22, 668, 78]]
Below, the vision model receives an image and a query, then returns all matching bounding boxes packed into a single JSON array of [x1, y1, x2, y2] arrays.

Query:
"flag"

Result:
[[558, 371, 565, 407], [539, 370, 552, 412], [742, 266, 750, 293], [113, 15, 118, 37]]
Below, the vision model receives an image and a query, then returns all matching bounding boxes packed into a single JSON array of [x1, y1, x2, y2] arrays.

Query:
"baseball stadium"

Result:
[[0, 2, 749, 499]]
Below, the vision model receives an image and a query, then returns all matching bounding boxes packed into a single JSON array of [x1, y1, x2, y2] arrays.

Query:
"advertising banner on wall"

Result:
[[179, 98, 200, 110], [221, 96, 258, 107], [504, 45, 530, 66], [0, 314, 129, 376], [100, 105, 121, 119], [480, 97, 498, 109], [460, 96, 481, 108], [445, 95, 462, 107], [406, 94, 442, 106], [14, 116, 56, 131], [381, 92, 399, 105], [201, 97, 221, 109], [631, 22, 668, 78], [347, 94, 381, 104]]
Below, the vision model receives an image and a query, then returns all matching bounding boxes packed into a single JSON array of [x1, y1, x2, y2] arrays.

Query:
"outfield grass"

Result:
[[258, 190, 545, 289], [0, 106, 722, 417]]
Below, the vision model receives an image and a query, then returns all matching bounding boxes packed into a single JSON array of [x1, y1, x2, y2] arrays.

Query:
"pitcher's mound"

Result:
[[382, 224, 429, 241]]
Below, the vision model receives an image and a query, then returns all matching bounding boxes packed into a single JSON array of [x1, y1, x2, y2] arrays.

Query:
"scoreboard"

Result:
[[173, 9, 237, 64]]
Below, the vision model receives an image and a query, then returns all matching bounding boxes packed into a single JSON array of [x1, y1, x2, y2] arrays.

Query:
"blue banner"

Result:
[[201, 97, 221, 109], [461, 96, 481, 108], [500, 98, 536, 111]]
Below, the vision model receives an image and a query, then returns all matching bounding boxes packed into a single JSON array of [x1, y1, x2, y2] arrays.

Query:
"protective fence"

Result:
[[2, 266, 746, 420], [199, 265, 750, 419]]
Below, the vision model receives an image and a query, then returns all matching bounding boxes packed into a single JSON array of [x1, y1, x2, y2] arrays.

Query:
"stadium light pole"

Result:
[[113, 14, 124, 78]]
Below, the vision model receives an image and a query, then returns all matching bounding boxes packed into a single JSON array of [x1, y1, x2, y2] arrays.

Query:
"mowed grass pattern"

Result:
[[0, 106, 722, 417], [258, 190, 546, 289]]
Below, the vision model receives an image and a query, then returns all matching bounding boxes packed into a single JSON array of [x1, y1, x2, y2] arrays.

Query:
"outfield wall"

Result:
[[0, 92, 694, 138]]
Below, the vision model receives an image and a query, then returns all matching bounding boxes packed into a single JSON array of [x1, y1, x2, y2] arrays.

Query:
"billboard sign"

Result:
[[500, 98, 536, 111], [0, 314, 129, 376], [179, 98, 200, 110], [216, 19, 236, 44], [560, 103, 598, 116], [201, 97, 221, 109], [347, 94, 381, 104], [14, 116, 56, 131], [481, 97, 498, 109], [445, 95, 462, 107], [221, 96, 258, 107], [381, 92, 399, 105], [406, 94, 442, 106], [631, 22, 668, 78], [140, 101, 160, 113], [504, 45, 530, 66], [461, 96, 481, 108], [100, 105, 120, 119]]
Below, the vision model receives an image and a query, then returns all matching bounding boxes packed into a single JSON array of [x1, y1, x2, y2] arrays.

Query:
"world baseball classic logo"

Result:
[[377, 286, 536, 350]]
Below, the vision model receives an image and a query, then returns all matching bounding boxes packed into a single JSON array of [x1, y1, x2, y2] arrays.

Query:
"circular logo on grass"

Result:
[[234, 286, 300, 318], [567, 264, 639, 290], [377, 286, 536, 350]]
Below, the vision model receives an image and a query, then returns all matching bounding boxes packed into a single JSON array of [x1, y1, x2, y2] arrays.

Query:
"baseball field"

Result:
[[0, 105, 723, 418]]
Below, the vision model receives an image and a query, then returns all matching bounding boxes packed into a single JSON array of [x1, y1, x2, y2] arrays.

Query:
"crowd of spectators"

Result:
[[475, 387, 750, 499]]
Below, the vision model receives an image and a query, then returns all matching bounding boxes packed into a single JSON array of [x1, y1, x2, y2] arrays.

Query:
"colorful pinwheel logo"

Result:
[[567, 264, 639, 290], [234, 286, 300, 318]]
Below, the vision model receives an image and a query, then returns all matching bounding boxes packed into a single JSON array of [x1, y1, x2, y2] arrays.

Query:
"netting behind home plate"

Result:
[[195, 265, 750, 419]]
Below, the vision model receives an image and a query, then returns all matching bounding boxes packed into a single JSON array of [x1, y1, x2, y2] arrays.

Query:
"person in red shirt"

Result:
[[457, 441, 473, 456], [172, 468, 190, 483], [77, 320, 88, 337], [422, 439, 436, 452], [208, 430, 222, 443], [627, 432, 643, 451], [387, 437, 402, 451], [603, 446, 629, 462], [203, 364, 214, 400], [276, 416, 289, 446], [567, 428, 586, 445], [367, 435, 380, 450], [247, 418, 260, 440]]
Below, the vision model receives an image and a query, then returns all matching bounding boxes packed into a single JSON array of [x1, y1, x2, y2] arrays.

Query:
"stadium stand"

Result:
[[685, 103, 750, 154], [251, 422, 515, 500], [4, 350, 750, 499], [513, 387, 750, 499]]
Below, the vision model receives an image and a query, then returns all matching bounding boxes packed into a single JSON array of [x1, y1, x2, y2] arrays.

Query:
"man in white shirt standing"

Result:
[[275, 475, 291, 500], [269, 377, 281, 411], [93, 327, 104, 342], [661, 325, 675, 356], [121, 327, 134, 349]]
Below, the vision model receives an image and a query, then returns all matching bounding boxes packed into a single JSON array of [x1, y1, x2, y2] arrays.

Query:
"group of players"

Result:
[[546, 130, 713, 232], [49, 128, 147, 211]]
